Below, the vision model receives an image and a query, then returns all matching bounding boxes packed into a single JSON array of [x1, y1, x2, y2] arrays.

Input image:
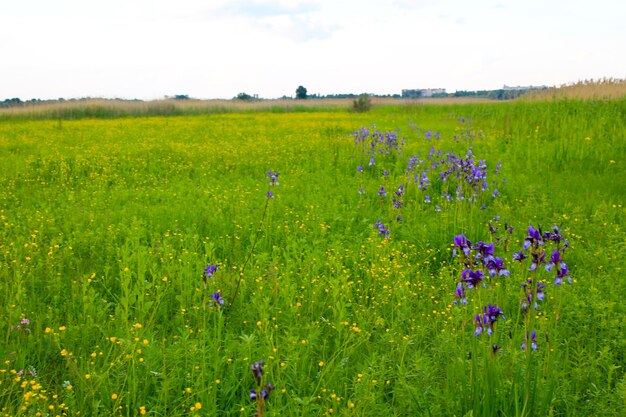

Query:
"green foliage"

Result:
[[0, 101, 625, 416]]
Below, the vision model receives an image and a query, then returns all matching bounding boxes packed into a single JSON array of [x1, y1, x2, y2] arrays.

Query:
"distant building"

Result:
[[402, 88, 447, 98], [502, 85, 547, 91]]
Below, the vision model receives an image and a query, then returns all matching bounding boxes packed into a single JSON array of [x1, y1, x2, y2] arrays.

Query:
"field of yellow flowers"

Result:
[[1, 100, 625, 416]]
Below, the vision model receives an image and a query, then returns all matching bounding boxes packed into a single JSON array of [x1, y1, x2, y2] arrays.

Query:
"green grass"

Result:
[[0, 100, 625, 416]]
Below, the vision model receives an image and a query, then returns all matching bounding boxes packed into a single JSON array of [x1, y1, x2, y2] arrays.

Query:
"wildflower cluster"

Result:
[[452, 232, 510, 305], [352, 126, 404, 163], [406, 147, 503, 209], [451, 221, 574, 354]]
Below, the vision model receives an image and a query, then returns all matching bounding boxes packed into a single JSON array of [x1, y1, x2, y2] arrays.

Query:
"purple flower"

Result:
[[378, 186, 387, 197], [368, 157, 375, 166], [454, 283, 468, 305], [424, 195, 431, 204], [474, 304, 505, 336], [473, 241, 494, 258], [522, 331, 538, 351], [266, 170, 279, 186], [485, 256, 510, 277], [461, 269, 484, 289], [20, 318, 30, 325], [357, 165, 364, 173], [266, 190, 274, 199], [251, 361, 264, 384], [555, 263, 570, 285], [210, 291, 225, 306], [536, 281, 546, 301], [545, 249, 565, 272], [523, 225, 543, 250], [395, 184, 405, 197], [453, 234, 472, 256], [358, 187, 365, 195], [529, 250, 546, 271], [513, 250, 527, 262], [542, 225, 563, 244], [250, 383, 275, 401], [374, 219, 390, 237], [203, 264, 219, 279], [392, 198, 403, 209]]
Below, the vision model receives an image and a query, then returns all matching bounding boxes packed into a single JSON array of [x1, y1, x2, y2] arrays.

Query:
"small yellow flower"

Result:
[[319, 361, 325, 367], [133, 323, 142, 329], [139, 406, 146, 415], [85, 374, 91, 379], [111, 393, 118, 400], [58, 326, 66, 331], [44, 327, 52, 334], [194, 402, 202, 410]]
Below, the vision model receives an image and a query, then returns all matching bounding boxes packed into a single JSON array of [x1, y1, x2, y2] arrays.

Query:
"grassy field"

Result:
[[1, 99, 625, 416]]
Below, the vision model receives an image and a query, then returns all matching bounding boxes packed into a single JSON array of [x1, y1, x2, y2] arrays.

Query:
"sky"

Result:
[[1, 0, 625, 100]]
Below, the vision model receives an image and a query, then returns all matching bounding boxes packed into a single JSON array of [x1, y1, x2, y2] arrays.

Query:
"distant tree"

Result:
[[235, 92, 253, 101], [295, 86, 308, 99], [173, 94, 190, 100]]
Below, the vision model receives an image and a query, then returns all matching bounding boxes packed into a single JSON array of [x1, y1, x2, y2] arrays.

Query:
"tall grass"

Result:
[[0, 97, 496, 120], [0, 101, 624, 416], [522, 78, 626, 100]]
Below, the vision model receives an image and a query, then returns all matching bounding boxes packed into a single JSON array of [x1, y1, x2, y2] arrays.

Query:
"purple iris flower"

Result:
[[210, 291, 225, 306], [474, 304, 505, 336], [392, 198, 403, 209], [424, 195, 431, 204], [485, 256, 510, 277], [368, 157, 375, 166], [266, 190, 274, 199], [453, 283, 468, 305], [378, 186, 387, 197], [374, 219, 390, 237], [461, 269, 484, 289], [522, 331, 538, 351], [542, 225, 563, 244], [357, 165, 364, 173], [529, 250, 546, 271], [395, 184, 405, 197], [266, 170, 279, 186], [453, 234, 472, 256], [250, 383, 275, 401], [513, 250, 527, 262], [473, 241, 494, 259], [523, 225, 543, 249], [251, 361, 264, 384], [204, 264, 219, 279], [555, 263, 570, 285], [536, 281, 546, 301], [545, 249, 563, 272]]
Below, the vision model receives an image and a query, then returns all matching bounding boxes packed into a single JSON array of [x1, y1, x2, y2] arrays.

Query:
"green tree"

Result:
[[295, 86, 308, 99]]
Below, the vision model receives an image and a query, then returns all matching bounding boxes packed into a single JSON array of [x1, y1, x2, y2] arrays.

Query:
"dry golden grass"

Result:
[[0, 96, 498, 119], [522, 78, 626, 101]]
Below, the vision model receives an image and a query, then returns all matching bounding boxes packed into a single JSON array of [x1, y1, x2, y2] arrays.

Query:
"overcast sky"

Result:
[[1, 0, 624, 100]]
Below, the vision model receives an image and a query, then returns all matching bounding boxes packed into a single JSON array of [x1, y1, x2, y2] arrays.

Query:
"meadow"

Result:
[[0, 98, 625, 416]]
